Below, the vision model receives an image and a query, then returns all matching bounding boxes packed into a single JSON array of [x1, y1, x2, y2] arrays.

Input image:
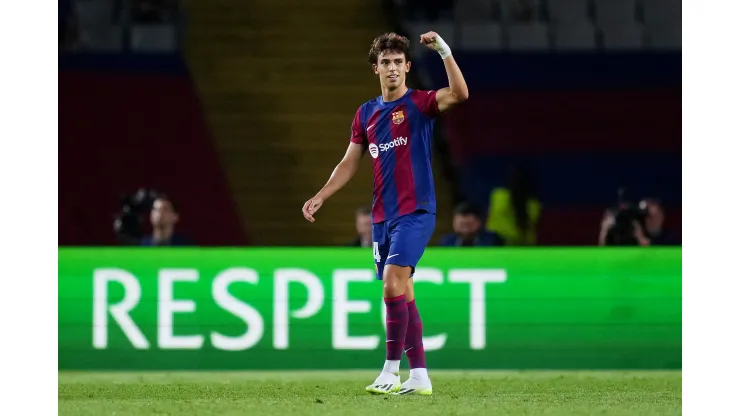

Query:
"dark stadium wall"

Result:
[[58, 56, 248, 246]]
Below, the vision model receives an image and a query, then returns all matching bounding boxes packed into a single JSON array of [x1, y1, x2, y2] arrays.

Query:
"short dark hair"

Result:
[[356, 206, 371, 217], [368, 32, 411, 65], [454, 202, 482, 219], [155, 194, 178, 213]]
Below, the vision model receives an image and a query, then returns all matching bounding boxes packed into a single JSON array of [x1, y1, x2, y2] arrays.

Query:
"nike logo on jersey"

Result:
[[366, 124, 375, 132], [387, 254, 400, 259]]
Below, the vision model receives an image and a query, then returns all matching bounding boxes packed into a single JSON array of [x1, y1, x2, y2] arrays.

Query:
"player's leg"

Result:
[[366, 221, 402, 394], [366, 264, 410, 394], [383, 263, 412, 369], [400, 278, 430, 395], [385, 211, 435, 395], [405, 277, 415, 302]]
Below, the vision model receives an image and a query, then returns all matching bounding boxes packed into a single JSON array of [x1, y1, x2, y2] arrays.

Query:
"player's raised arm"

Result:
[[302, 142, 365, 222], [420, 31, 469, 113]]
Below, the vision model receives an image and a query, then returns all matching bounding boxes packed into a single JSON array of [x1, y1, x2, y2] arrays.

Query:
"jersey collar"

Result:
[[377, 88, 413, 107]]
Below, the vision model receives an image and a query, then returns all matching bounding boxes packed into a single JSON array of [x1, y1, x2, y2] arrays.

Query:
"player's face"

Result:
[[374, 51, 410, 90], [150, 199, 178, 228]]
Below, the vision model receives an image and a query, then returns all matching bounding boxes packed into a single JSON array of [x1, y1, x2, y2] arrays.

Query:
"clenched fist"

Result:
[[420, 31, 452, 59], [420, 31, 440, 49]]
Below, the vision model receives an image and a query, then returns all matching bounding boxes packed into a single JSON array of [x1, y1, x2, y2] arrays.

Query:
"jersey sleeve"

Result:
[[411, 90, 440, 118], [349, 106, 366, 145]]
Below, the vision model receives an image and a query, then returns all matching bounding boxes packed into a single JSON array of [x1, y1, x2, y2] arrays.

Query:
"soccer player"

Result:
[[301, 31, 468, 395]]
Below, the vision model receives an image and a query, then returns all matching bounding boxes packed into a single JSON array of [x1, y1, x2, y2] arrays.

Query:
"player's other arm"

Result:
[[302, 108, 367, 222], [302, 142, 364, 222], [420, 31, 469, 113]]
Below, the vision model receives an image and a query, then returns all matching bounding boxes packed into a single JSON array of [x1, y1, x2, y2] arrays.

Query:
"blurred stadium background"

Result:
[[59, 0, 680, 248], [58, 0, 681, 414]]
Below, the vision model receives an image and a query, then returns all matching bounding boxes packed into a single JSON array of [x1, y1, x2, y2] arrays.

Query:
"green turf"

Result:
[[58, 370, 681, 416]]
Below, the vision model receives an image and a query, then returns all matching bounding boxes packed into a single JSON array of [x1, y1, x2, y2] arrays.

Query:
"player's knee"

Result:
[[382, 279, 403, 297], [405, 279, 415, 302], [382, 265, 410, 297]]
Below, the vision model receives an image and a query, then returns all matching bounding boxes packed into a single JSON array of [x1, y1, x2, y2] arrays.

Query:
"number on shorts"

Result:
[[373, 241, 381, 262]]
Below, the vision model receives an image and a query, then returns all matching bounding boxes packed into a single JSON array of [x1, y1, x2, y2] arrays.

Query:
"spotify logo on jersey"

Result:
[[368, 143, 379, 158], [368, 137, 408, 159]]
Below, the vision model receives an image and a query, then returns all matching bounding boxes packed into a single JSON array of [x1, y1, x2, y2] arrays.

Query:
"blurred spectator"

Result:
[[140, 196, 191, 246], [485, 162, 541, 245], [131, 0, 178, 24], [349, 206, 373, 248], [440, 203, 505, 247]]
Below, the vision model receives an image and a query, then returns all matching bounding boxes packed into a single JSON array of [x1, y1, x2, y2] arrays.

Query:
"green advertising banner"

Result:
[[59, 248, 681, 370]]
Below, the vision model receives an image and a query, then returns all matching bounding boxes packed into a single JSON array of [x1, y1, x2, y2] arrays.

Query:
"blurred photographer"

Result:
[[114, 188, 190, 246], [598, 208, 650, 246], [598, 193, 678, 246], [114, 188, 160, 245], [140, 195, 191, 246], [640, 198, 679, 246]]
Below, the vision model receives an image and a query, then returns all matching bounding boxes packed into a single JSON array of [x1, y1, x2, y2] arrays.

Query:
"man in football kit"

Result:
[[302, 31, 468, 395]]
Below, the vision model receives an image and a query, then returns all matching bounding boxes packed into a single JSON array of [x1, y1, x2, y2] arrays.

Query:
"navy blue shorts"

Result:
[[372, 210, 436, 280]]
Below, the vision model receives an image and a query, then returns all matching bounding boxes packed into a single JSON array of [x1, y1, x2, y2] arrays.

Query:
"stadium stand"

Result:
[[394, 0, 681, 244], [59, 0, 681, 246]]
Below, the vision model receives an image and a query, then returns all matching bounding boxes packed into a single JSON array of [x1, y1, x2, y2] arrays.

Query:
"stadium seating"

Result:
[[600, 22, 645, 49], [453, 0, 496, 22], [592, 0, 638, 27], [130, 25, 178, 52], [642, 0, 682, 28], [548, 0, 591, 25], [393, 0, 681, 245], [459, 22, 505, 51], [506, 22, 550, 50], [59, 0, 681, 246], [552, 22, 597, 50], [646, 20, 681, 49], [410, 0, 680, 52]]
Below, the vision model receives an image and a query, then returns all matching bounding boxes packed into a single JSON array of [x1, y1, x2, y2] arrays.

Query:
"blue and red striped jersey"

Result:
[[349, 89, 440, 224]]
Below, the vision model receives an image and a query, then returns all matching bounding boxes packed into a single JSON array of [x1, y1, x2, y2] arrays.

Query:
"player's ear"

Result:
[[372, 63, 379, 75], [405, 60, 411, 72]]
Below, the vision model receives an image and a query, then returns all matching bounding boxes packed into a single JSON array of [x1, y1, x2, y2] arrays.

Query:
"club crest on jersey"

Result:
[[391, 110, 405, 125]]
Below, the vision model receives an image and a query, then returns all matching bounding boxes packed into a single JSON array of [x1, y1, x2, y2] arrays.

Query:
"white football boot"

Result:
[[393, 370, 433, 396], [365, 370, 401, 395]]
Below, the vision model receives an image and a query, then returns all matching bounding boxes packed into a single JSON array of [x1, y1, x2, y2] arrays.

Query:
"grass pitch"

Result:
[[58, 370, 681, 416]]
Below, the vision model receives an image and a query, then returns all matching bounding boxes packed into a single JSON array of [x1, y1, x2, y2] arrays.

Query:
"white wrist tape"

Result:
[[432, 35, 452, 59]]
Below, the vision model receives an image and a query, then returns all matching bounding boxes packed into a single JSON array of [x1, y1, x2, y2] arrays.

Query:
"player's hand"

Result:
[[302, 196, 324, 223], [420, 31, 440, 50], [420, 31, 452, 59]]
